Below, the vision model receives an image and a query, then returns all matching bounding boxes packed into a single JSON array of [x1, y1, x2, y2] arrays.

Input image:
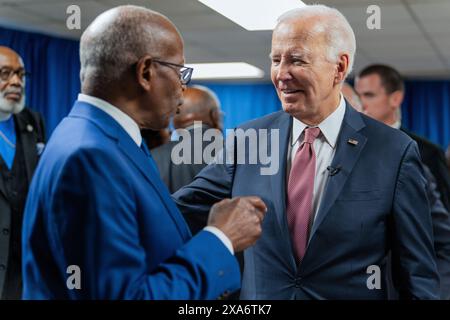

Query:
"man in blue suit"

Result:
[[21, 5, 266, 300], [174, 5, 440, 299]]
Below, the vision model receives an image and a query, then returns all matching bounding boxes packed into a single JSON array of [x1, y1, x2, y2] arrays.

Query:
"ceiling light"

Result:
[[187, 62, 264, 80], [198, 0, 306, 31]]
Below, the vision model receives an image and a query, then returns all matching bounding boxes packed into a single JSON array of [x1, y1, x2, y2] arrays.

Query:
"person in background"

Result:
[[0, 46, 45, 300], [152, 86, 222, 234], [355, 64, 450, 299], [355, 64, 450, 211]]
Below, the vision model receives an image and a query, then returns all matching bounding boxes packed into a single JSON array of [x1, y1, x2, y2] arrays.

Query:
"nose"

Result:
[[8, 72, 24, 87], [273, 60, 293, 85]]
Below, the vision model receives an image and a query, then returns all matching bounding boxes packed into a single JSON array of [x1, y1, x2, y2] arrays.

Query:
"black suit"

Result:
[[0, 108, 45, 299], [401, 128, 450, 211], [151, 125, 221, 234]]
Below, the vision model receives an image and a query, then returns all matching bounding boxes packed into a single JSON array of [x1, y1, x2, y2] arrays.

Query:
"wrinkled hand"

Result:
[[208, 196, 267, 252]]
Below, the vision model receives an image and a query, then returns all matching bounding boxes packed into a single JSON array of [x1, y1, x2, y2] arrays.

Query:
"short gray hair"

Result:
[[79, 5, 170, 85], [278, 4, 356, 79]]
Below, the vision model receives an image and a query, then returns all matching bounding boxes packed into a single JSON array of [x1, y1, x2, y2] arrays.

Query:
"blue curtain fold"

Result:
[[402, 80, 450, 149], [1, 25, 448, 149]]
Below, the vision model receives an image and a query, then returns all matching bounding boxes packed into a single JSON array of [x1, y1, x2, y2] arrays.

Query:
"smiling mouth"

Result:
[[281, 89, 304, 96]]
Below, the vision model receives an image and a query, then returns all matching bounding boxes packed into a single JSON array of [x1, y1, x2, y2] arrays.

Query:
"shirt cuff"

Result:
[[203, 226, 234, 255]]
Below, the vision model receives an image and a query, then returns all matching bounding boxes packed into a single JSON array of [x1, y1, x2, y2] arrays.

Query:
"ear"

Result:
[[389, 90, 404, 108], [334, 53, 349, 85], [136, 55, 153, 91]]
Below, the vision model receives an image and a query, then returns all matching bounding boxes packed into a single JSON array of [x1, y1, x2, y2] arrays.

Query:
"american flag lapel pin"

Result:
[[347, 139, 358, 146]]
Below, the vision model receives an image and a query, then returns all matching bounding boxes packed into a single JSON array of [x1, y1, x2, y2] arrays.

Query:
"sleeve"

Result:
[[391, 141, 441, 299], [430, 148, 450, 211], [173, 137, 236, 230], [48, 147, 240, 300], [424, 166, 450, 299]]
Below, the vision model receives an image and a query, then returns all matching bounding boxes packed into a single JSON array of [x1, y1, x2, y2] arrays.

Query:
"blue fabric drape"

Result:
[[402, 80, 450, 149], [0, 26, 80, 137], [0, 25, 448, 149]]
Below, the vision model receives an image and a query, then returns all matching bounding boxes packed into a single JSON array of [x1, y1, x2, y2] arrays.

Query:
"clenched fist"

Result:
[[208, 196, 267, 252]]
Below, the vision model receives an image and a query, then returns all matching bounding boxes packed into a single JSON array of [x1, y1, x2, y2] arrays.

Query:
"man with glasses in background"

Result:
[[21, 6, 266, 300], [0, 46, 45, 300]]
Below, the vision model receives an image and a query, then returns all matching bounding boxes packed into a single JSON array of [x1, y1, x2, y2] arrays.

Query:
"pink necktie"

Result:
[[287, 127, 321, 264]]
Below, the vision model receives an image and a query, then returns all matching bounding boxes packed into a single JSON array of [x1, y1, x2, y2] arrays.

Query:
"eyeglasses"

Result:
[[152, 59, 193, 85], [0, 67, 29, 82]]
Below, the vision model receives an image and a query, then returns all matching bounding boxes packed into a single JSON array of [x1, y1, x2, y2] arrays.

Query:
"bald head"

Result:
[[0, 46, 23, 64], [173, 86, 222, 130], [80, 5, 182, 90]]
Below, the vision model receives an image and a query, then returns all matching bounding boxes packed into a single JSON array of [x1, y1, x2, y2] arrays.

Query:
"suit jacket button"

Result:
[[295, 278, 302, 288], [2, 228, 9, 235], [218, 270, 224, 276], [0, 264, 6, 271]]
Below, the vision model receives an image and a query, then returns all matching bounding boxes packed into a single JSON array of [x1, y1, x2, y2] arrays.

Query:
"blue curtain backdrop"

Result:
[[1, 25, 449, 149]]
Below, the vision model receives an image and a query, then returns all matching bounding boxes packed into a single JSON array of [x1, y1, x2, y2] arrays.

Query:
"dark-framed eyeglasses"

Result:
[[152, 59, 193, 85], [0, 67, 29, 82]]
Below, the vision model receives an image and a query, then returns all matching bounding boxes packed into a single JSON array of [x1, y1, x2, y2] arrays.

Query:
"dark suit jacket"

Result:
[[425, 166, 450, 299], [152, 126, 221, 234], [174, 102, 440, 299], [0, 108, 45, 299], [401, 128, 450, 211], [22, 101, 239, 299]]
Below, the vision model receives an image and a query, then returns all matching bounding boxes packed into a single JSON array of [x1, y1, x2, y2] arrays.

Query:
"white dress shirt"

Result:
[[287, 94, 346, 226], [77, 94, 234, 254]]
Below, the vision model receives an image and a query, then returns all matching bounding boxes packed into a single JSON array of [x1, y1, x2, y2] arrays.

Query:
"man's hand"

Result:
[[208, 196, 267, 252]]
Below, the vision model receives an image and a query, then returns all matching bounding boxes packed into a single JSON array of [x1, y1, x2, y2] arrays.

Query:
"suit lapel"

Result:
[[117, 135, 192, 240], [14, 112, 38, 183], [270, 112, 292, 234], [309, 104, 367, 241], [70, 101, 192, 241], [0, 158, 6, 197], [0, 113, 37, 198]]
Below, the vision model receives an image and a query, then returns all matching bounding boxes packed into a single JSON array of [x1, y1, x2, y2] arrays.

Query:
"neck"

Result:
[[298, 92, 341, 126], [83, 89, 141, 128]]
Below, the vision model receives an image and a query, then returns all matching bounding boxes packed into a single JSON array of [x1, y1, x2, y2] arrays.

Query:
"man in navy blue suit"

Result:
[[174, 5, 440, 299], [21, 5, 266, 300]]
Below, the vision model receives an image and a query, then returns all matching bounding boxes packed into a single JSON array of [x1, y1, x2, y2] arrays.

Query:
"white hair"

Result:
[[79, 5, 170, 85], [277, 4, 356, 79]]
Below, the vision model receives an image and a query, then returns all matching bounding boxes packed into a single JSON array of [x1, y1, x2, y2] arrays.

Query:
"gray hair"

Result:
[[79, 5, 172, 85], [277, 4, 356, 79]]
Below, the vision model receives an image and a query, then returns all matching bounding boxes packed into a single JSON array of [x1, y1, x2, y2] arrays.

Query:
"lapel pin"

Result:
[[27, 124, 34, 132], [347, 139, 358, 146]]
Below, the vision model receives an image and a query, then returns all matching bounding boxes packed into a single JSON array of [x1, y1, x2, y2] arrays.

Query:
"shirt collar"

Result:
[[292, 93, 346, 149], [78, 93, 142, 146], [391, 119, 401, 129]]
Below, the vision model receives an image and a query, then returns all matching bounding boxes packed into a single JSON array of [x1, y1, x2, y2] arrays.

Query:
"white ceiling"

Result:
[[0, 0, 449, 81]]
